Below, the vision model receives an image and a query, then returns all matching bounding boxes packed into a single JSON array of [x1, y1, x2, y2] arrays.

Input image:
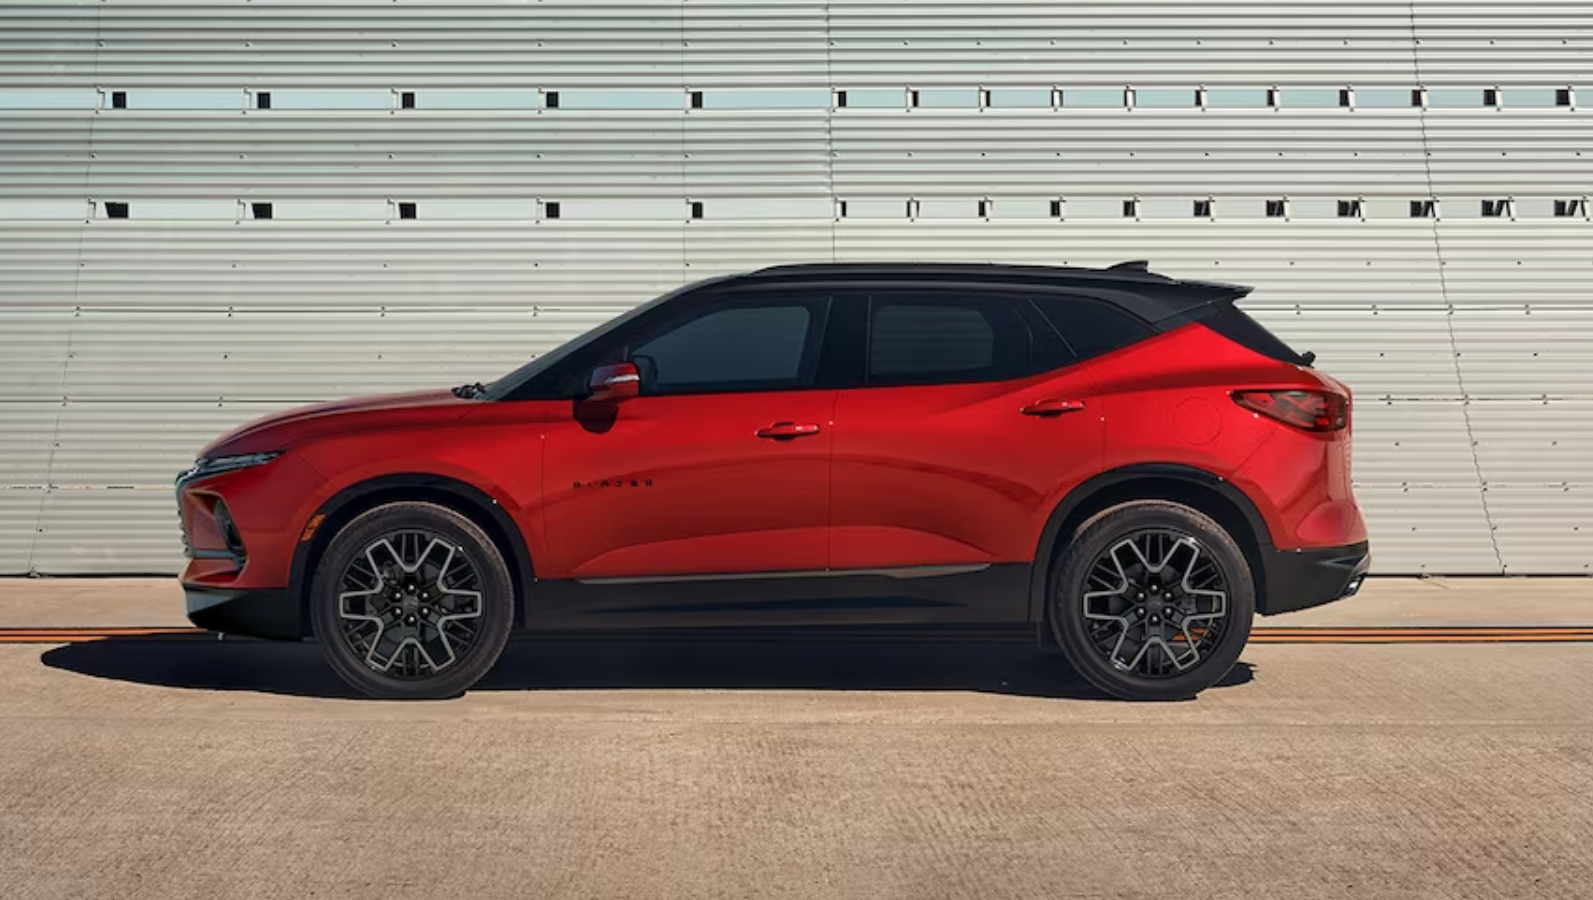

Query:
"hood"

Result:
[[200, 389, 472, 458]]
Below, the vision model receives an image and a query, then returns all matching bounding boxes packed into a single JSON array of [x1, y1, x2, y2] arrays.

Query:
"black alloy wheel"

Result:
[[1050, 500, 1255, 701], [311, 502, 513, 699]]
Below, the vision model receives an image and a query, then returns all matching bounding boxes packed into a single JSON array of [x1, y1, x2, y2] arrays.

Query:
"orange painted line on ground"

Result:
[[1, 626, 1592, 645], [1252, 631, 1593, 644], [1257, 627, 1593, 636], [0, 627, 206, 643]]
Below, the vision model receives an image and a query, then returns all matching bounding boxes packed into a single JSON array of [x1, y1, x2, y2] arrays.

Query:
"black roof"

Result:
[[723, 260, 1252, 326]]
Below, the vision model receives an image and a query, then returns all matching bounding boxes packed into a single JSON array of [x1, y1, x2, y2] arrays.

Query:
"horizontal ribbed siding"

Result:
[[1, 0, 1590, 575]]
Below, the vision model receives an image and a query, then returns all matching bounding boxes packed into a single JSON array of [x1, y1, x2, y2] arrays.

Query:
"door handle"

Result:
[[756, 421, 822, 440], [1020, 399, 1087, 417]]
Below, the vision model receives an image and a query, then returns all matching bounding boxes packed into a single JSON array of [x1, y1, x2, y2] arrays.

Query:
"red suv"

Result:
[[177, 261, 1368, 701]]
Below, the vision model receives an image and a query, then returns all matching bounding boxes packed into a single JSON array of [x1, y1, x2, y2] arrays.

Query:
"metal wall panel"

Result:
[[0, 491, 43, 574], [1, 1, 1590, 575], [1485, 487, 1593, 574]]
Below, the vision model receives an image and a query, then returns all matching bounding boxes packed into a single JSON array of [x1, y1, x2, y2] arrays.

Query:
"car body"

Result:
[[176, 261, 1368, 699]]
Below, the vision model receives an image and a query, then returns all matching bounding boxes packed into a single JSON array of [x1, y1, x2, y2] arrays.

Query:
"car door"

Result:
[[540, 290, 837, 591], [827, 288, 1106, 623]]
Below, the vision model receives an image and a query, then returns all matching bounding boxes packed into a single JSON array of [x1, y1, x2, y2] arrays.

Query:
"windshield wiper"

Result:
[[451, 382, 487, 399]]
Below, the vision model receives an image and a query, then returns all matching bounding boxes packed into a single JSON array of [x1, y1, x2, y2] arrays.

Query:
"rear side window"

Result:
[[1031, 296, 1155, 361], [864, 292, 1072, 386], [871, 304, 994, 376]]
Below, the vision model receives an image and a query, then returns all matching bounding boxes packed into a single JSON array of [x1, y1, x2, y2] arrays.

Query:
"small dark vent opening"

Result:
[[1482, 199, 1511, 218]]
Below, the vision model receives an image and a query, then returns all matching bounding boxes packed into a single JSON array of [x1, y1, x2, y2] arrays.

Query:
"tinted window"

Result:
[[865, 293, 1071, 386], [490, 279, 711, 401], [628, 299, 824, 394], [872, 304, 994, 376], [1031, 296, 1155, 361]]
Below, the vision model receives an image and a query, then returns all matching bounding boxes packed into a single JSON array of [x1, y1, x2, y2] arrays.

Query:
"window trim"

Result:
[[495, 277, 1170, 402]]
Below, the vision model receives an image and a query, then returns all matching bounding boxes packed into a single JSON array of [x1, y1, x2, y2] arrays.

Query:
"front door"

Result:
[[541, 292, 836, 590]]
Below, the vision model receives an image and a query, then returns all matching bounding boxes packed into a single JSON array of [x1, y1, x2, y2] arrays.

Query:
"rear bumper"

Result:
[[184, 585, 302, 640], [1258, 541, 1371, 616]]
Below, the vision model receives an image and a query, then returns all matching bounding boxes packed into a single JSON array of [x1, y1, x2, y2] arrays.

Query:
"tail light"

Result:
[[1233, 389, 1348, 433]]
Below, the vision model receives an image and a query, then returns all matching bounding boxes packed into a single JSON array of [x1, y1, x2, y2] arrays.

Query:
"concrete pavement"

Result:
[[1, 635, 1591, 900], [1, 575, 1590, 629]]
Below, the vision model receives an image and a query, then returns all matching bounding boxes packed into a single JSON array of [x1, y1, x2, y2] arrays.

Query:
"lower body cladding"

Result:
[[1258, 542, 1371, 616], [185, 587, 301, 640], [182, 543, 1369, 642]]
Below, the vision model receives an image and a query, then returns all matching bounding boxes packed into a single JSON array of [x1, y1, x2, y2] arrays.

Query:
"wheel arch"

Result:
[[1029, 464, 1274, 628], [289, 473, 536, 636]]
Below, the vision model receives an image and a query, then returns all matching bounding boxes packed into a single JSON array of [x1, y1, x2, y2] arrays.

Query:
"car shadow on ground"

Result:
[[39, 635, 1254, 702]]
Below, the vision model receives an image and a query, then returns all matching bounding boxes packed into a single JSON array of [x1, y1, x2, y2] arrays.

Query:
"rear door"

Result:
[[828, 288, 1105, 623]]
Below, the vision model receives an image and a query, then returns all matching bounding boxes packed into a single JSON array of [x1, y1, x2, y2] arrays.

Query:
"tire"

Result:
[[310, 501, 514, 699], [1048, 500, 1255, 701]]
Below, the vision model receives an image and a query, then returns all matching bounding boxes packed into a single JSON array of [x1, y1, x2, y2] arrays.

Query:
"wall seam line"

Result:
[[1406, 0, 1506, 574]]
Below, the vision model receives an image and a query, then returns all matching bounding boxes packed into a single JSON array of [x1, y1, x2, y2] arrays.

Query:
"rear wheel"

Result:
[[310, 501, 514, 699], [1049, 500, 1254, 701]]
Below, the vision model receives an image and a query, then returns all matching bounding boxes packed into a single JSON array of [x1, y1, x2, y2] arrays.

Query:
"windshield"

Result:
[[478, 277, 725, 401]]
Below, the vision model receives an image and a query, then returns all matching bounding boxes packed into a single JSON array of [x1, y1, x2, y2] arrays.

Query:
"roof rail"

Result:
[[749, 260, 1167, 281]]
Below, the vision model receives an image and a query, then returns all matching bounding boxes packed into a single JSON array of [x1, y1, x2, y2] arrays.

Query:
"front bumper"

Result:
[[185, 586, 302, 640], [1258, 541, 1371, 616]]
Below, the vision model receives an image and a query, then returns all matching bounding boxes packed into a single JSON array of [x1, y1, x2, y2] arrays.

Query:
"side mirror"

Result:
[[587, 362, 640, 403]]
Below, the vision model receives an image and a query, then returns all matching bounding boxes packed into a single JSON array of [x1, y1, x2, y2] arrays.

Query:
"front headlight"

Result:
[[180, 451, 282, 483]]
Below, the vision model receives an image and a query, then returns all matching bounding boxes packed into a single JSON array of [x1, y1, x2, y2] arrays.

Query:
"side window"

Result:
[[626, 297, 826, 395], [871, 304, 995, 378], [1031, 296, 1155, 361], [865, 292, 1072, 387]]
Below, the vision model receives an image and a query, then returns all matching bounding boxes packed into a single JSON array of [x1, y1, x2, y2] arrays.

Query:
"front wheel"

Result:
[[1049, 500, 1255, 701], [310, 501, 514, 699]]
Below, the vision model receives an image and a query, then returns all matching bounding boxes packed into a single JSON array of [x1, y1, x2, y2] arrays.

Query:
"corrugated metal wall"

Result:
[[1, 1, 1590, 575]]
